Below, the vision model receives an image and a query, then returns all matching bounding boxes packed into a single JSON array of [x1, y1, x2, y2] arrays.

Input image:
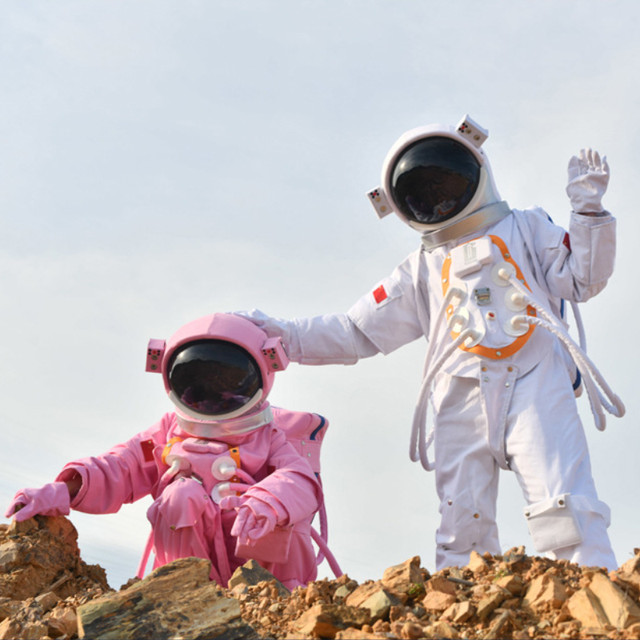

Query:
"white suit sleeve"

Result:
[[346, 253, 425, 355], [524, 208, 616, 302], [236, 309, 380, 365], [237, 253, 425, 365]]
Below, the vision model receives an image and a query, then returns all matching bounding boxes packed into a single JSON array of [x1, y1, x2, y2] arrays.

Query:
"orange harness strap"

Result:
[[441, 234, 536, 360]]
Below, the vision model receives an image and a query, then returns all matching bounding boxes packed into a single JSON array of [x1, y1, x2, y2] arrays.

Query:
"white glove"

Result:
[[234, 309, 294, 343], [565, 148, 609, 213]]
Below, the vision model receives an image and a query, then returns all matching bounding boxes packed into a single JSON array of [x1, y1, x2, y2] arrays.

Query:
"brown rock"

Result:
[[359, 589, 400, 621], [424, 620, 460, 639], [334, 627, 384, 639], [467, 550, 489, 574], [345, 582, 382, 609], [295, 603, 372, 639], [441, 599, 475, 623], [0, 618, 21, 640], [484, 609, 512, 639], [588, 571, 640, 628], [0, 515, 108, 601], [523, 573, 567, 611], [566, 587, 609, 630], [399, 620, 425, 639], [34, 591, 59, 612], [425, 574, 457, 596], [0, 598, 22, 620], [228, 559, 290, 598], [77, 557, 259, 639], [495, 573, 524, 596], [46, 606, 78, 638], [381, 556, 426, 603], [615, 551, 640, 592], [476, 588, 508, 621], [422, 589, 457, 612]]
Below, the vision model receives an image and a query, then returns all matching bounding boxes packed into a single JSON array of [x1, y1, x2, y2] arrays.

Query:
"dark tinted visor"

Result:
[[390, 137, 481, 225], [168, 340, 262, 417]]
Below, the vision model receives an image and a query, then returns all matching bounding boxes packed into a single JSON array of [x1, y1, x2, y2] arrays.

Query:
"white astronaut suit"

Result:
[[242, 116, 624, 571]]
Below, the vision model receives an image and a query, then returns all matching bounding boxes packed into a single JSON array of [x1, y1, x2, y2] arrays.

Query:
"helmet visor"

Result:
[[168, 340, 262, 417], [390, 136, 481, 225]]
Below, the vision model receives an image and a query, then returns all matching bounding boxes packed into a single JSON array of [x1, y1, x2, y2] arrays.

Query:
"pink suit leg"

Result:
[[147, 476, 231, 584]]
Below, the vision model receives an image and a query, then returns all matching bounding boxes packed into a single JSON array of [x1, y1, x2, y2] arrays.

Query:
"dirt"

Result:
[[2, 515, 640, 639]]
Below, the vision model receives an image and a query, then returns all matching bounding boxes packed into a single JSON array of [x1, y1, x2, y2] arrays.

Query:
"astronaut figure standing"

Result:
[[241, 116, 624, 571]]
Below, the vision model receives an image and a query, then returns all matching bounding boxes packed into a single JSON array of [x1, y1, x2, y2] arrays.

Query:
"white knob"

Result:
[[211, 482, 235, 504], [211, 456, 237, 481]]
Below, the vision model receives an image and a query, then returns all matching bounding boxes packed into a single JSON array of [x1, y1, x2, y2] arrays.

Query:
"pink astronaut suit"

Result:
[[5, 313, 322, 589], [240, 116, 625, 571]]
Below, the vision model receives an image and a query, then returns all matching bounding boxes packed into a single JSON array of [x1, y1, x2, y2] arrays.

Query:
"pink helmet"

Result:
[[146, 314, 289, 430]]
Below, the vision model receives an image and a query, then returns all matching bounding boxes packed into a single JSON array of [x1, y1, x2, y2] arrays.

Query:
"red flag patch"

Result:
[[140, 439, 155, 463], [373, 285, 388, 304], [563, 232, 571, 252]]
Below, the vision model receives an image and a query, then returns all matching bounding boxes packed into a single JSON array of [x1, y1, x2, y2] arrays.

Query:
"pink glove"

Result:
[[5, 482, 71, 522], [220, 496, 277, 546]]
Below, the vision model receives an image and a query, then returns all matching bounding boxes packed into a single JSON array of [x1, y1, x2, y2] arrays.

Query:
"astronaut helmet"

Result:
[[367, 115, 501, 235], [145, 313, 289, 436]]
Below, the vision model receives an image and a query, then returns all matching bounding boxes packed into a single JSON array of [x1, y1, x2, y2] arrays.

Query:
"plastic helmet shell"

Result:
[[375, 118, 501, 234], [161, 313, 277, 422]]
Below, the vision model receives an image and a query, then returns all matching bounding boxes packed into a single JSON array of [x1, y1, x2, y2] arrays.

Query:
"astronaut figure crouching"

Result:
[[241, 115, 624, 570], [6, 313, 324, 589]]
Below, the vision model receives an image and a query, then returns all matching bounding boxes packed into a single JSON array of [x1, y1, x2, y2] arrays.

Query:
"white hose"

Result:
[[504, 272, 625, 429], [410, 327, 480, 470]]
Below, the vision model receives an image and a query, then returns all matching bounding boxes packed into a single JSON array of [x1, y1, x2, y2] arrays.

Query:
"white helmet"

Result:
[[368, 115, 506, 244]]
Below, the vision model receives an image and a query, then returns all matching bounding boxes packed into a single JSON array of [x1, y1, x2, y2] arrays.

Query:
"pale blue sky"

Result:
[[1, 1, 639, 588]]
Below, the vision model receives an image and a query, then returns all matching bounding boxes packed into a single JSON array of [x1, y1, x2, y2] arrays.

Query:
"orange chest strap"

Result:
[[441, 234, 537, 360]]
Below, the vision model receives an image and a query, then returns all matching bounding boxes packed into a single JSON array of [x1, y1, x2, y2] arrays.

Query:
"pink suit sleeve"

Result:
[[56, 414, 173, 514], [243, 426, 321, 526]]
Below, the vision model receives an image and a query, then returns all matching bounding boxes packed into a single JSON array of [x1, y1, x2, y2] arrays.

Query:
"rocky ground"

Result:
[[2, 516, 640, 639]]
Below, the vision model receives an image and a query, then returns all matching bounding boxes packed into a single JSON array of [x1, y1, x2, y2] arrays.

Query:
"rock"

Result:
[[77, 557, 259, 639], [345, 582, 382, 609], [614, 550, 640, 592], [484, 609, 512, 639], [566, 587, 609, 630], [495, 573, 524, 596], [425, 574, 457, 596], [424, 620, 460, 639], [294, 603, 372, 639], [467, 550, 489, 573], [0, 541, 21, 569], [588, 572, 640, 628], [334, 627, 384, 639], [398, 620, 424, 639], [228, 559, 290, 598], [0, 598, 22, 620], [0, 618, 21, 640], [441, 599, 475, 623], [476, 588, 508, 621], [6, 513, 640, 640], [0, 515, 108, 601], [343, 582, 399, 621], [34, 591, 59, 612], [523, 573, 567, 610], [381, 556, 426, 603], [333, 584, 353, 601], [46, 606, 78, 638], [359, 589, 399, 621], [503, 545, 527, 566], [422, 589, 457, 612]]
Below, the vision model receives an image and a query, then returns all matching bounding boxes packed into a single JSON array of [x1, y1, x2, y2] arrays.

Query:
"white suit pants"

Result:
[[432, 348, 616, 570]]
